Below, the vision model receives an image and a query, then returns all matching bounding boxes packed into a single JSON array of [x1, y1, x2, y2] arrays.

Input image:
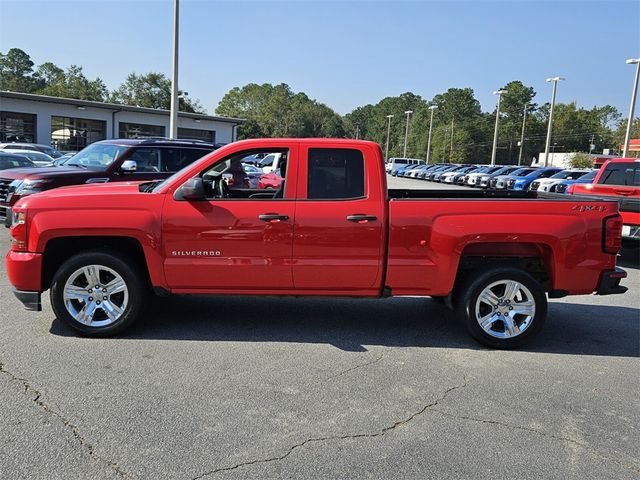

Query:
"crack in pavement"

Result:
[[322, 352, 384, 382], [0, 362, 134, 479], [191, 374, 468, 479], [433, 410, 640, 475]]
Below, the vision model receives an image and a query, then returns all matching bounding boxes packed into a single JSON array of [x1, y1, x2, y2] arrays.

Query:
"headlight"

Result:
[[12, 179, 51, 197]]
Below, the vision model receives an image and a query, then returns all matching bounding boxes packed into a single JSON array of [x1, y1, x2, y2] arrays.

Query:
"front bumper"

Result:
[[6, 251, 43, 292], [13, 289, 42, 311], [596, 267, 628, 295]]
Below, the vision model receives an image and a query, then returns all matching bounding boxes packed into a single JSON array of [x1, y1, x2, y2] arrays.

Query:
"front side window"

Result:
[[307, 148, 365, 200], [200, 150, 289, 199]]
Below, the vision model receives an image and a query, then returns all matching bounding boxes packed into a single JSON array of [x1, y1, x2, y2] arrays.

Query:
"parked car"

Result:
[[392, 164, 417, 177], [507, 167, 563, 191], [257, 152, 285, 174], [465, 166, 506, 187], [417, 164, 450, 179], [554, 170, 598, 194], [258, 170, 284, 189], [3, 149, 55, 167], [0, 152, 36, 170], [569, 158, 639, 247], [5, 138, 627, 349], [491, 167, 539, 189], [0, 142, 64, 159], [433, 165, 465, 182], [0, 138, 219, 221], [529, 169, 593, 192], [242, 163, 266, 189], [402, 164, 430, 178], [442, 165, 480, 185], [386, 157, 424, 174], [424, 164, 455, 181], [479, 166, 520, 188]]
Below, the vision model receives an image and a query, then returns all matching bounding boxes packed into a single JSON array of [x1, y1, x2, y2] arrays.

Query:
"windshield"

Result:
[[67, 143, 128, 168]]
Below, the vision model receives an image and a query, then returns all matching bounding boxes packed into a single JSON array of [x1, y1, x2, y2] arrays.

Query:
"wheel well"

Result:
[[42, 236, 151, 290], [456, 255, 552, 292]]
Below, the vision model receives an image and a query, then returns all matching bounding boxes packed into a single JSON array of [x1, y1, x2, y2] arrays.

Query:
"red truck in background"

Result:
[[569, 158, 640, 247], [4, 139, 628, 349]]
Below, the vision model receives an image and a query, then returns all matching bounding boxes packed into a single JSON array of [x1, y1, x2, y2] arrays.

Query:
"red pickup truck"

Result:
[[4, 139, 627, 348], [569, 158, 639, 247]]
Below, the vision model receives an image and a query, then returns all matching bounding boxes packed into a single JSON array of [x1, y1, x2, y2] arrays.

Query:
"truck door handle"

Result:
[[346, 214, 377, 223], [259, 213, 289, 223]]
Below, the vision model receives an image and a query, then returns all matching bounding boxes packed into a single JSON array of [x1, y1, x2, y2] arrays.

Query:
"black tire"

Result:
[[454, 266, 547, 349], [50, 250, 146, 337]]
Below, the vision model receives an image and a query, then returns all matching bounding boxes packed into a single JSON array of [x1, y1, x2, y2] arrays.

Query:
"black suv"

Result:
[[0, 138, 221, 220]]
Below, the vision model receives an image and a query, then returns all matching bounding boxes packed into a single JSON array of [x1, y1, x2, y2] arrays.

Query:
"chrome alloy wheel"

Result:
[[475, 280, 536, 339], [63, 265, 129, 327]]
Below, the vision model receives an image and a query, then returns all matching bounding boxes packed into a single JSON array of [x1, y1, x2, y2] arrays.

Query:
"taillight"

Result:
[[9, 208, 28, 252], [603, 214, 623, 255]]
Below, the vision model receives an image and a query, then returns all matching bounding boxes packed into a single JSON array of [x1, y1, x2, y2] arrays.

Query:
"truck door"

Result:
[[162, 145, 299, 291], [292, 144, 386, 292]]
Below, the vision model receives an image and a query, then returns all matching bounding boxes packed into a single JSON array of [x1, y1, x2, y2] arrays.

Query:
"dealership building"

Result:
[[0, 90, 243, 152]]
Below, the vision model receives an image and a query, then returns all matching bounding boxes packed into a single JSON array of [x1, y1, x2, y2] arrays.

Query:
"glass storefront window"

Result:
[[51, 116, 106, 152], [178, 127, 215, 143], [119, 122, 165, 139], [0, 111, 36, 143]]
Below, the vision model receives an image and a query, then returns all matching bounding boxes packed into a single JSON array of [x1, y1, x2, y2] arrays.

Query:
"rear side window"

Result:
[[161, 148, 210, 172], [600, 163, 640, 186], [307, 148, 365, 200], [130, 148, 161, 172]]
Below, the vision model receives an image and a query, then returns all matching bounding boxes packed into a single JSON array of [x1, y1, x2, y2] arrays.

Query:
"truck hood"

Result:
[[28, 181, 146, 200], [0, 165, 99, 180]]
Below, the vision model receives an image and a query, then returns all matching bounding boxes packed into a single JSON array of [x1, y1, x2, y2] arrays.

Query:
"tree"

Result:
[[569, 152, 594, 168], [110, 72, 203, 113], [0, 48, 36, 92], [216, 83, 345, 139], [39, 65, 108, 102]]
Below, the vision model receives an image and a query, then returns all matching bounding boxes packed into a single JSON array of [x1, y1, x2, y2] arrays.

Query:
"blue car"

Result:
[[553, 170, 598, 194], [508, 167, 563, 190]]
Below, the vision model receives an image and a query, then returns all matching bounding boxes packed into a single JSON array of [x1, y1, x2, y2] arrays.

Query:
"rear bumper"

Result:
[[13, 289, 42, 311], [596, 267, 628, 295]]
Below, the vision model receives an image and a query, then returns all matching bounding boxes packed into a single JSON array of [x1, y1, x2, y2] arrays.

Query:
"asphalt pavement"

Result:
[[1, 177, 638, 479]]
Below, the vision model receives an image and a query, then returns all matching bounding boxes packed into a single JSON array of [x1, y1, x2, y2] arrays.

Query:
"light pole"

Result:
[[517, 104, 528, 166], [403, 110, 413, 158], [425, 105, 438, 163], [543, 76, 565, 166], [385, 114, 394, 160], [623, 58, 640, 157], [169, 0, 180, 139], [490, 89, 507, 166]]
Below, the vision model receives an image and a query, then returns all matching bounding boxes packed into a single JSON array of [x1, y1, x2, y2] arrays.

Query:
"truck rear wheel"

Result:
[[50, 250, 145, 336], [455, 266, 547, 349]]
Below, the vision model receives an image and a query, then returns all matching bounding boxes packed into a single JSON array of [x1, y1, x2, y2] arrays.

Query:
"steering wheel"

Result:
[[214, 177, 230, 199]]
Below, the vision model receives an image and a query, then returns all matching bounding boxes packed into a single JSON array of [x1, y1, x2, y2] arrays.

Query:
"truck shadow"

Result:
[[50, 294, 639, 358]]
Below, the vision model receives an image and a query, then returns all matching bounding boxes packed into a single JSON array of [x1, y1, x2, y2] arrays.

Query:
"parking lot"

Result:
[[1, 177, 639, 480]]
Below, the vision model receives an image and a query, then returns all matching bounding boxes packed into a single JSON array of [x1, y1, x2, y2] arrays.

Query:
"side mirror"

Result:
[[175, 177, 205, 201], [121, 160, 137, 172]]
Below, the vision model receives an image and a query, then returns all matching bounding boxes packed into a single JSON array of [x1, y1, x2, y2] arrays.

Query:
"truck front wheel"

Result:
[[50, 250, 145, 336], [455, 267, 547, 349]]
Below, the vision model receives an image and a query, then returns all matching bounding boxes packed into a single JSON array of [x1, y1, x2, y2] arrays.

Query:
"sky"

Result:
[[1, 0, 639, 116]]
